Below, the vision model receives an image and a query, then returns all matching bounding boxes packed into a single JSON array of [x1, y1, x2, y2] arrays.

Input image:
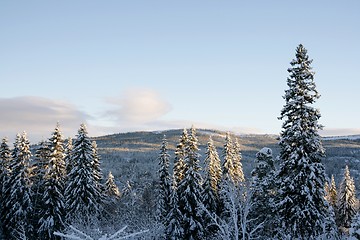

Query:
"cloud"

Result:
[[105, 88, 172, 124], [0, 96, 90, 142]]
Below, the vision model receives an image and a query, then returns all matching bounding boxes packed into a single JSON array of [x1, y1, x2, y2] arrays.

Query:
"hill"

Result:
[[93, 129, 360, 193]]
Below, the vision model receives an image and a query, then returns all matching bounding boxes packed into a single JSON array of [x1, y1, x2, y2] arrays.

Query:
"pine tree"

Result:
[[156, 135, 171, 225], [65, 124, 103, 222], [104, 171, 120, 199], [276, 44, 331, 239], [91, 141, 103, 187], [64, 137, 73, 176], [250, 147, 276, 238], [3, 132, 34, 239], [37, 124, 67, 239], [177, 126, 204, 239], [173, 129, 188, 187], [232, 138, 245, 184], [336, 165, 358, 231], [222, 132, 234, 182]]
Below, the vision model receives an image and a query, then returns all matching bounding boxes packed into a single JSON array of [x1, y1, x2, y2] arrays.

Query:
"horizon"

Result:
[[1, 1, 359, 142]]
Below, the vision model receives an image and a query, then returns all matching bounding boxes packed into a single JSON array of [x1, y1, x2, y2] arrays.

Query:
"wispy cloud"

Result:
[[0, 96, 90, 142], [105, 88, 172, 125]]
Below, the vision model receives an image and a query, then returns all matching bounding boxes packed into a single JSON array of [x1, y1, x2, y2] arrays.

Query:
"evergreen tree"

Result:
[[250, 147, 276, 238], [336, 165, 358, 231], [173, 129, 188, 187], [37, 124, 66, 239], [232, 138, 245, 184], [202, 137, 222, 216], [349, 213, 360, 240], [91, 141, 103, 187], [325, 175, 337, 209], [165, 184, 184, 240], [156, 135, 171, 225], [177, 126, 204, 239], [104, 171, 120, 199], [3, 132, 34, 239], [64, 137, 73, 176], [65, 124, 103, 222], [276, 44, 331, 239], [0, 137, 11, 233], [222, 132, 234, 182]]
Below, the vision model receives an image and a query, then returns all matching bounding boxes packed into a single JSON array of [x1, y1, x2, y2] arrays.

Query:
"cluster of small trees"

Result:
[[156, 44, 359, 239], [0, 123, 120, 239]]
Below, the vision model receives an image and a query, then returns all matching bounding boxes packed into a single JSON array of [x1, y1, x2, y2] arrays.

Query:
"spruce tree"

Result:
[[202, 137, 222, 216], [104, 171, 120, 199], [65, 124, 103, 222], [177, 126, 204, 239], [64, 137, 73, 176], [276, 44, 331, 239], [349, 213, 360, 239], [0, 137, 11, 233], [325, 175, 337, 209], [250, 147, 276, 238], [173, 129, 188, 187], [156, 135, 171, 225], [336, 165, 358, 231], [232, 138, 245, 184], [37, 124, 66, 239], [222, 132, 234, 182], [3, 132, 34, 239], [165, 184, 184, 240]]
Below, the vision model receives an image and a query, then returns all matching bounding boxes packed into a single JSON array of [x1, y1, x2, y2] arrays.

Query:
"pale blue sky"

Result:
[[0, 1, 359, 141]]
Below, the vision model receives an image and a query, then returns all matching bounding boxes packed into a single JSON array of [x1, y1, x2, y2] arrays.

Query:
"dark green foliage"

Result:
[[276, 44, 332, 239]]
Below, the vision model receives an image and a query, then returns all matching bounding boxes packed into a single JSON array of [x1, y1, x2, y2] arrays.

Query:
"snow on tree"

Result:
[[276, 44, 332, 239], [156, 135, 171, 226], [65, 124, 103, 222], [37, 124, 67, 239], [222, 132, 235, 182], [165, 178, 184, 240], [0, 137, 11, 232], [232, 138, 245, 184], [3, 132, 34, 239], [325, 175, 337, 209], [336, 165, 358, 232], [349, 213, 360, 240], [105, 171, 120, 199], [173, 128, 188, 187], [177, 126, 205, 239], [250, 147, 276, 238], [202, 136, 222, 233], [64, 137, 73, 176]]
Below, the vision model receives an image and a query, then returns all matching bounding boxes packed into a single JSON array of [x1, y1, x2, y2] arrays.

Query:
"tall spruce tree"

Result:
[[177, 126, 204, 239], [336, 165, 358, 231], [3, 132, 34, 239], [65, 124, 103, 222], [276, 44, 331, 239], [156, 135, 171, 225], [202, 137, 222, 216], [232, 138, 245, 184], [37, 124, 66, 239], [222, 132, 235, 182], [173, 129, 188, 187]]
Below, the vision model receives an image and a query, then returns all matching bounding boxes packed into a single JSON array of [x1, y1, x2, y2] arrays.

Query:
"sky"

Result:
[[0, 1, 359, 142]]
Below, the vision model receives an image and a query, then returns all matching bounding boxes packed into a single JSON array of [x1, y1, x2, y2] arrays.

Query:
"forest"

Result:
[[1, 44, 360, 239]]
